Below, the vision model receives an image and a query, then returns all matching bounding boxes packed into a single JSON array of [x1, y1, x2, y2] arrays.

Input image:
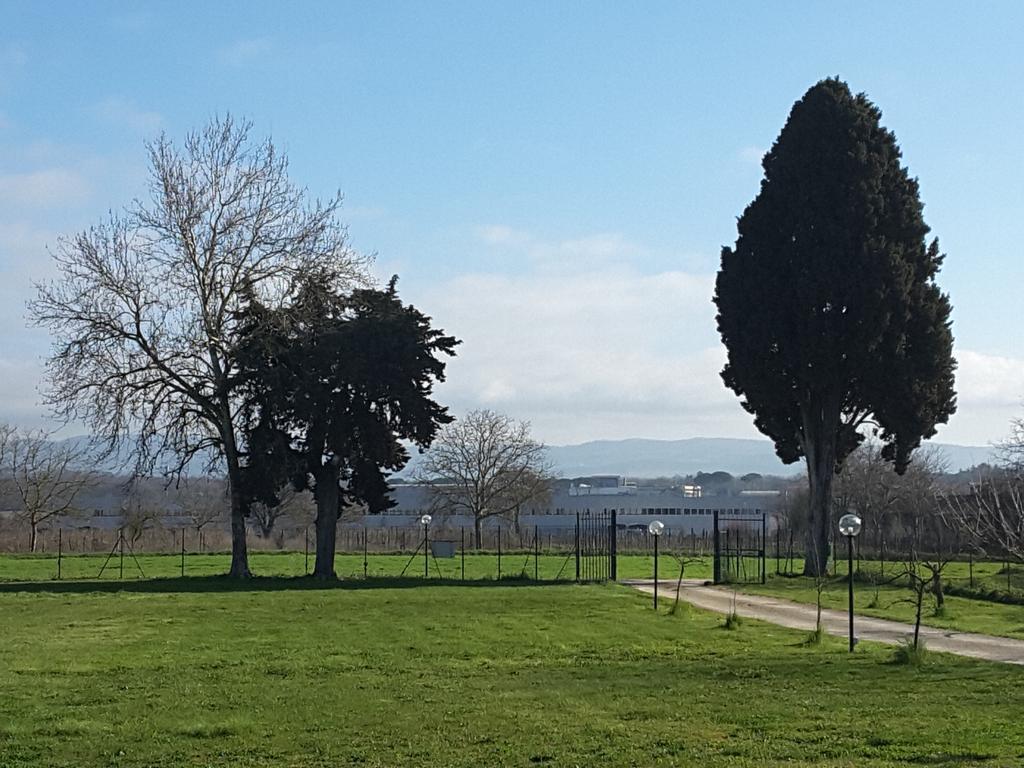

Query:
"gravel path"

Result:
[[626, 578, 1024, 665]]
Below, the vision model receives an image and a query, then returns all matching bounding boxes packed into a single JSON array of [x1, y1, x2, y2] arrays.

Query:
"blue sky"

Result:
[[1, 2, 1022, 447]]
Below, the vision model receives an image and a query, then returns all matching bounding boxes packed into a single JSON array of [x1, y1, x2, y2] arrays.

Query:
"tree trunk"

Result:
[[313, 464, 340, 580], [29, 520, 38, 553], [913, 587, 923, 649], [227, 476, 251, 578], [932, 573, 945, 609], [222, 421, 251, 578], [801, 404, 839, 577]]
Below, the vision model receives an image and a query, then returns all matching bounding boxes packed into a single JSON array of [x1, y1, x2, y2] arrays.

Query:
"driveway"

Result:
[[626, 579, 1024, 665]]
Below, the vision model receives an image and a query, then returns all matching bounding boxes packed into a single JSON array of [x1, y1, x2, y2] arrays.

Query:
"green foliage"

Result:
[[803, 625, 827, 646], [234, 273, 458, 526], [714, 77, 956, 474], [893, 637, 929, 667]]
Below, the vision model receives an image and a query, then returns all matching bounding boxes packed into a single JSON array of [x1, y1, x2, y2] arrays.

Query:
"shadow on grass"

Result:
[[0, 574, 583, 595]]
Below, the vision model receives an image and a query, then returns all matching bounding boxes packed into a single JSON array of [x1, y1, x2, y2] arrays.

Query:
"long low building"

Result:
[[380, 478, 777, 533]]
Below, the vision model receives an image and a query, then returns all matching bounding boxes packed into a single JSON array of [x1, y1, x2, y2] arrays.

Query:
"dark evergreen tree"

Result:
[[236, 272, 459, 579], [714, 78, 956, 576]]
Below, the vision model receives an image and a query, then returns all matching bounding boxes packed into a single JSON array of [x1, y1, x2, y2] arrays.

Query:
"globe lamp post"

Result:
[[420, 514, 432, 579], [649, 519, 665, 609], [838, 513, 863, 652]]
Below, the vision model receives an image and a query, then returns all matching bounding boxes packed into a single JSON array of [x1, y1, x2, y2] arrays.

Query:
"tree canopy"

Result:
[[235, 272, 458, 578], [29, 116, 369, 577], [714, 78, 956, 574]]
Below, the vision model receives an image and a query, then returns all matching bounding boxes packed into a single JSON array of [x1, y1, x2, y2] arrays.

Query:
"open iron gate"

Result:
[[575, 510, 617, 582], [713, 510, 766, 585]]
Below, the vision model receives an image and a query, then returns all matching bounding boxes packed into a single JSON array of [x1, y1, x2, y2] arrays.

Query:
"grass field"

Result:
[[2, 578, 1024, 767], [0, 551, 714, 583]]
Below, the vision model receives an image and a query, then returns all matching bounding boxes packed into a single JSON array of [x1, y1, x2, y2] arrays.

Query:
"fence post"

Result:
[[119, 529, 124, 580], [497, 528, 502, 579], [534, 524, 539, 581], [181, 528, 185, 577], [575, 512, 581, 583], [969, 551, 974, 588], [712, 510, 721, 584], [761, 512, 767, 585], [775, 527, 781, 576], [57, 529, 62, 581], [610, 511, 617, 582], [363, 527, 368, 579]]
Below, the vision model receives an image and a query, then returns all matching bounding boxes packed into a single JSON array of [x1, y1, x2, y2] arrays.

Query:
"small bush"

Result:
[[802, 626, 825, 646], [892, 638, 928, 667], [668, 600, 691, 619], [723, 612, 743, 630], [932, 603, 947, 618]]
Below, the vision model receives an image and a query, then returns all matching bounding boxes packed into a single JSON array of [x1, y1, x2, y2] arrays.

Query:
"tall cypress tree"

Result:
[[714, 78, 956, 575]]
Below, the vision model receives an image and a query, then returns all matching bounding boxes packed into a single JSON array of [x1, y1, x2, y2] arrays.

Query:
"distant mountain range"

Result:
[[542, 437, 997, 478], [57, 434, 996, 480]]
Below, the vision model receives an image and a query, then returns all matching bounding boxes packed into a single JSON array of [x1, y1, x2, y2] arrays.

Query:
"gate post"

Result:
[[609, 510, 617, 582], [761, 511, 767, 585], [713, 510, 721, 584], [575, 511, 580, 583]]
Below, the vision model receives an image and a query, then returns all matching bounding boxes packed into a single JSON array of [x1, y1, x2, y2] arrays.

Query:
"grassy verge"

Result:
[[2, 579, 1024, 766], [737, 574, 1024, 640]]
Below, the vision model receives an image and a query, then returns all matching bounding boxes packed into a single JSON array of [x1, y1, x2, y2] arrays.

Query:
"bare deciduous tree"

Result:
[[418, 409, 552, 548], [995, 415, 1024, 471], [251, 486, 314, 540], [0, 428, 95, 552], [943, 474, 1024, 562], [30, 116, 369, 577]]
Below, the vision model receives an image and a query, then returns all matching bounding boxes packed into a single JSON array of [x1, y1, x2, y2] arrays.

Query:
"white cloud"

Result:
[[0, 168, 90, 207], [218, 38, 274, 68], [404, 228, 1024, 447], [93, 97, 163, 134], [933, 348, 1024, 446], [410, 251, 756, 444]]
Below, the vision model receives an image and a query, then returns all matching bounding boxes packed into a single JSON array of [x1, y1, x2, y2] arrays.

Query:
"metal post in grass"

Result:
[[119, 528, 125, 580], [534, 524, 539, 581], [838, 513, 862, 653], [420, 514, 432, 579], [363, 527, 368, 579], [461, 527, 465, 581], [775, 527, 781, 576], [57, 528, 62, 580], [648, 520, 664, 610], [575, 512, 581, 583], [606, 514, 614, 581], [969, 551, 974, 588], [712, 514, 720, 585], [497, 527, 502, 579], [761, 512, 767, 585], [180, 528, 185, 577]]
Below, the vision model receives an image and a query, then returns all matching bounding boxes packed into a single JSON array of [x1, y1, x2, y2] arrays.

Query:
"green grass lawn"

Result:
[[737, 573, 1024, 640], [0, 551, 713, 583], [2, 578, 1024, 767]]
